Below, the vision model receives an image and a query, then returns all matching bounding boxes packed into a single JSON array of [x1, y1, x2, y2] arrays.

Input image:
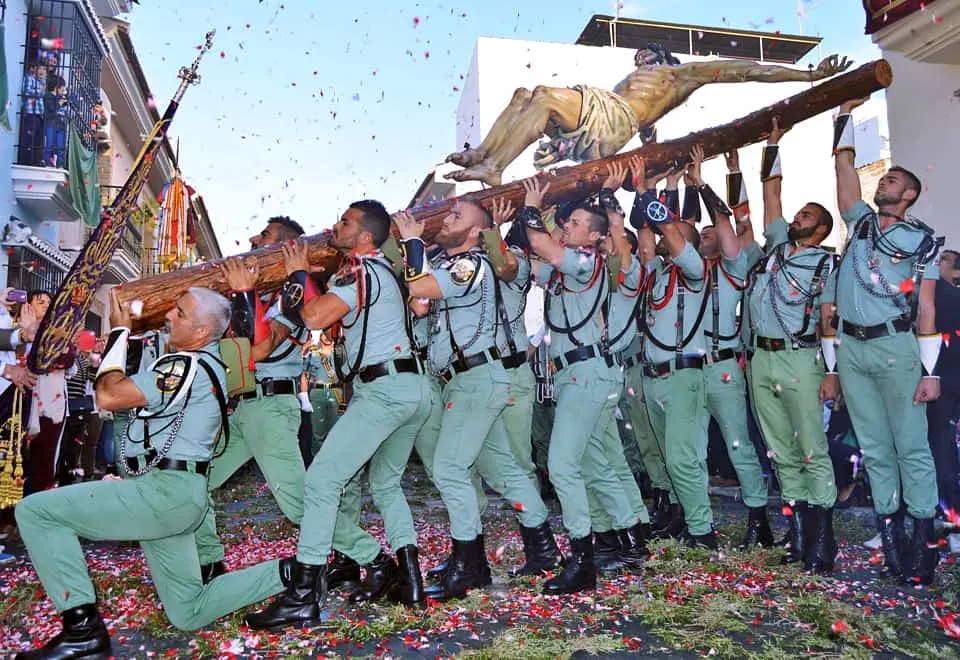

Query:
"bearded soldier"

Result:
[[827, 98, 942, 586]]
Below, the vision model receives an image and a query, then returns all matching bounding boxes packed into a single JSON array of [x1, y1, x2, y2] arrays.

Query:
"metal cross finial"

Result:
[[173, 29, 216, 103]]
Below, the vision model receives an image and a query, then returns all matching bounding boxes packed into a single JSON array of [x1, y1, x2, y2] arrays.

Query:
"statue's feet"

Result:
[[443, 160, 503, 187], [445, 148, 486, 168]]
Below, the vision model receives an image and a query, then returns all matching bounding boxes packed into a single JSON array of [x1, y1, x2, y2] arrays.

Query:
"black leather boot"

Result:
[[200, 560, 226, 585], [476, 533, 492, 586], [738, 506, 775, 549], [349, 551, 399, 603], [616, 522, 650, 573], [648, 489, 671, 530], [592, 530, 623, 576], [328, 550, 362, 591], [425, 552, 450, 583], [245, 560, 328, 630], [685, 531, 718, 550], [653, 503, 685, 539], [804, 506, 836, 573], [877, 511, 907, 578], [388, 545, 426, 609], [781, 501, 809, 565], [15, 603, 111, 660], [543, 535, 596, 595], [904, 517, 939, 586], [509, 521, 561, 577], [430, 537, 484, 601]]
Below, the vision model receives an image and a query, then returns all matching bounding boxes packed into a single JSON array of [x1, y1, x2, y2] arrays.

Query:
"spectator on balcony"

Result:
[[19, 62, 46, 166], [43, 76, 68, 169]]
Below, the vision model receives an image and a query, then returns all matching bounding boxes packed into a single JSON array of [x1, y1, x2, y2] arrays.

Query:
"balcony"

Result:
[[13, 0, 105, 221], [99, 184, 148, 283]]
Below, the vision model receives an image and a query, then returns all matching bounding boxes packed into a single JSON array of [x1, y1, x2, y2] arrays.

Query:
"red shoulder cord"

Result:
[[559, 251, 603, 294], [709, 256, 748, 291]]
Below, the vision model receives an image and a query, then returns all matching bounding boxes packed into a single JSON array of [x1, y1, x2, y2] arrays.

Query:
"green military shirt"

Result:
[[327, 251, 415, 372], [702, 253, 748, 355], [427, 247, 500, 373], [742, 218, 833, 343], [258, 295, 309, 380], [739, 241, 764, 349], [642, 242, 708, 365], [536, 246, 608, 360], [127, 341, 227, 462], [493, 247, 532, 358], [606, 256, 643, 354], [834, 199, 939, 326]]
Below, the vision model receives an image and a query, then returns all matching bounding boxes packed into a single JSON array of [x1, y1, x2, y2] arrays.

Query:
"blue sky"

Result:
[[128, 0, 879, 255]]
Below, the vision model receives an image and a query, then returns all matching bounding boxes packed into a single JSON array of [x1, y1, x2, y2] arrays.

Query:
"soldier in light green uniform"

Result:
[[829, 98, 942, 585], [16, 289, 285, 659], [631, 170, 715, 549], [584, 196, 654, 575], [395, 200, 554, 601], [688, 146, 774, 549], [247, 201, 434, 630], [740, 122, 838, 572], [522, 174, 643, 595], [112, 330, 166, 477], [194, 217, 310, 584]]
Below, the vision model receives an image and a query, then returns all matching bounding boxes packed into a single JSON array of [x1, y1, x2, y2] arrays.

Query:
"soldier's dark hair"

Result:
[[348, 200, 392, 247], [623, 228, 639, 254], [267, 215, 305, 239], [807, 202, 834, 235], [889, 165, 922, 208], [573, 204, 609, 237]]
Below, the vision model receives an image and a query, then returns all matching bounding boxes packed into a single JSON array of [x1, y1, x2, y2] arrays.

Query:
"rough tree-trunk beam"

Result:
[[117, 59, 891, 332]]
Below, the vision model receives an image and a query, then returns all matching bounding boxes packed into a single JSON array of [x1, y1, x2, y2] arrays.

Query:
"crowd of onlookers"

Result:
[[0, 289, 117, 564]]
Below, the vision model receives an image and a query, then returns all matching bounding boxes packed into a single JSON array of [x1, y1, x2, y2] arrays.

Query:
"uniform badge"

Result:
[[450, 257, 478, 286], [333, 267, 358, 287], [156, 358, 187, 393], [646, 200, 668, 223]]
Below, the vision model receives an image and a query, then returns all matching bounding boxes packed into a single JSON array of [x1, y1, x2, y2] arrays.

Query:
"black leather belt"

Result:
[[501, 351, 527, 370], [551, 344, 616, 372], [643, 356, 704, 379], [358, 357, 422, 384], [754, 335, 818, 352], [125, 456, 209, 475], [620, 351, 644, 370], [708, 348, 738, 363], [239, 378, 298, 400], [840, 317, 912, 341], [437, 348, 500, 383]]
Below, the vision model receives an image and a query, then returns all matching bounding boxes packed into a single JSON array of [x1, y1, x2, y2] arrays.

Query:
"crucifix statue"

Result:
[[444, 44, 852, 187]]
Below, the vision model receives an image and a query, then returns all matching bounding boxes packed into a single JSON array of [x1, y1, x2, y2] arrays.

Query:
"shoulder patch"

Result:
[[155, 355, 190, 393], [449, 256, 479, 285], [333, 267, 358, 287]]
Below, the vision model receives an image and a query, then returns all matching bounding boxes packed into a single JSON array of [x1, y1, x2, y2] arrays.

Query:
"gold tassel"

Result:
[[0, 388, 25, 508]]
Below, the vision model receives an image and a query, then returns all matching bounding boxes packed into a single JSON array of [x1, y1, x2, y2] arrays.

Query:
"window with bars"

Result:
[[17, 0, 103, 168], [4, 247, 66, 294]]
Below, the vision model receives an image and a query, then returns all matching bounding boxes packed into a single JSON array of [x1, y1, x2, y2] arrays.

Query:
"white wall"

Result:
[[452, 37, 890, 249], [881, 50, 960, 247]]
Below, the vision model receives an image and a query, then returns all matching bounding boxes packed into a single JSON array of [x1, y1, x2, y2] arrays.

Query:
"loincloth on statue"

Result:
[[534, 85, 640, 168]]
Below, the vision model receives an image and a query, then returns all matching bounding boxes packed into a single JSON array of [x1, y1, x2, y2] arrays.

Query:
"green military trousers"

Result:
[[196, 393, 304, 565], [297, 372, 432, 565], [15, 471, 283, 631], [625, 365, 674, 500], [586, 408, 651, 533], [549, 359, 632, 539], [531, 398, 555, 475], [432, 363, 549, 541], [497, 363, 539, 493], [837, 331, 937, 518], [748, 347, 836, 508], [704, 358, 768, 507], [309, 386, 341, 457], [643, 367, 712, 536], [614, 394, 646, 480]]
